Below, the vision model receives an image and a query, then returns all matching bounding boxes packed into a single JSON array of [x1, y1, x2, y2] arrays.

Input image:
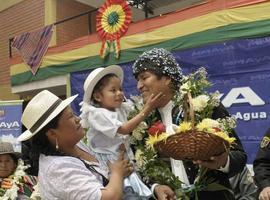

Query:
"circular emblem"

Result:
[[96, 0, 131, 58]]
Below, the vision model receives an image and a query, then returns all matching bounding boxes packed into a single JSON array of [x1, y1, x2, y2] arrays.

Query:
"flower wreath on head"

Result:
[[0, 159, 37, 200], [129, 67, 237, 199]]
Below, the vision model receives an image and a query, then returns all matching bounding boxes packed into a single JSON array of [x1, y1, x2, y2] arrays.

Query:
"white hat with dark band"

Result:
[[18, 90, 78, 141], [83, 65, 123, 104]]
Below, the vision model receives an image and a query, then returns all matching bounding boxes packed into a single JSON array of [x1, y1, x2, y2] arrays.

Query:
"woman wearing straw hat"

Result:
[[18, 90, 133, 200], [0, 141, 37, 199], [132, 48, 247, 200]]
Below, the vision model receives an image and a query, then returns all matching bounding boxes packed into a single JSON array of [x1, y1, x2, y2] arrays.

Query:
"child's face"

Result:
[[95, 76, 124, 111], [0, 154, 16, 178]]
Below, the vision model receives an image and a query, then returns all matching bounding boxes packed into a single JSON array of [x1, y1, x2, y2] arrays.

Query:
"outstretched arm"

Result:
[[118, 92, 163, 135]]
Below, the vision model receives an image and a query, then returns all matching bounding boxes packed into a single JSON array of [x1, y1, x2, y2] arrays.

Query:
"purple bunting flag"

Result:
[[12, 24, 54, 75]]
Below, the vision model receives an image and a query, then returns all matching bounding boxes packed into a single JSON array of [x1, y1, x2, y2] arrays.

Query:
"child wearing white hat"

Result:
[[80, 65, 163, 199]]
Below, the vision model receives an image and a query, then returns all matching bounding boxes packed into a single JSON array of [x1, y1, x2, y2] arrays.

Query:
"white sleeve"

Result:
[[45, 157, 103, 200], [79, 102, 92, 129], [89, 109, 122, 138], [121, 99, 134, 114]]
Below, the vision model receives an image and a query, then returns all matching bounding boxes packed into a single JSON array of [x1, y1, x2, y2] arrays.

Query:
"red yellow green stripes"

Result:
[[10, 0, 270, 86], [11, 17, 270, 86], [11, 0, 269, 65]]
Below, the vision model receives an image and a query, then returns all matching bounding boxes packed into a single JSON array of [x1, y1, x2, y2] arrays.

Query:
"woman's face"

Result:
[[0, 154, 16, 178], [54, 107, 85, 149]]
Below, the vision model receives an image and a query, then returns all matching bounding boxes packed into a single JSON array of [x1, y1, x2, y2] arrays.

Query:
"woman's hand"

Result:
[[103, 151, 133, 200], [108, 151, 133, 178], [1, 178, 13, 189], [259, 187, 270, 200], [154, 185, 176, 200]]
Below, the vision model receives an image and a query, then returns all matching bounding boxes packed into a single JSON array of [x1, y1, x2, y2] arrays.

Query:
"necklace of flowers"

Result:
[[129, 67, 237, 199], [0, 159, 29, 200]]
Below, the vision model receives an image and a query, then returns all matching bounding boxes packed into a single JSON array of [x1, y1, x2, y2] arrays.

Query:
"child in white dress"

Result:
[[80, 65, 162, 199]]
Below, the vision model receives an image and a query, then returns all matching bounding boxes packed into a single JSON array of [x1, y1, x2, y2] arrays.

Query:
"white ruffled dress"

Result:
[[80, 101, 152, 199]]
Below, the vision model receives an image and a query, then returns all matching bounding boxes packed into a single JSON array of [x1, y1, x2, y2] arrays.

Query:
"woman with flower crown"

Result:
[[131, 48, 247, 200]]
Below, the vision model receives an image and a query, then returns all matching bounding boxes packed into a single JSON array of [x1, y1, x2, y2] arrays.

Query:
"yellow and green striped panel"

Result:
[[10, 1, 270, 86]]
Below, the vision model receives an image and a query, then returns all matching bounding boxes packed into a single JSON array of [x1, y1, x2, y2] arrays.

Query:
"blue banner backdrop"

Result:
[[0, 100, 23, 152], [71, 36, 270, 164]]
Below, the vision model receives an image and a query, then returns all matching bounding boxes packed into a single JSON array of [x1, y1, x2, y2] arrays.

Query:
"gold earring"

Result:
[[56, 138, 59, 150]]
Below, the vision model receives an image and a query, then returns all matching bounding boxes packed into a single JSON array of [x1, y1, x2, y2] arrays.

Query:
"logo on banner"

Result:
[[219, 86, 267, 121], [221, 87, 265, 107], [0, 121, 20, 129], [0, 100, 23, 152]]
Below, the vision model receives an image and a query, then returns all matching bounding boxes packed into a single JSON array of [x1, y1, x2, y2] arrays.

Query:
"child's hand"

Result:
[[1, 178, 13, 189], [144, 92, 164, 111], [107, 151, 133, 178]]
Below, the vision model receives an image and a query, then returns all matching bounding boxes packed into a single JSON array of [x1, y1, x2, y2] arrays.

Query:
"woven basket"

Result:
[[155, 131, 229, 160], [155, 92, 229, 161]]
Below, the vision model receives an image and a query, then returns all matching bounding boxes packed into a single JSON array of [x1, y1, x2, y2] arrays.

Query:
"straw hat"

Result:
[[18, 90, 78, 141], [83, 65, 123, 104], [0, 142, 21, 157]]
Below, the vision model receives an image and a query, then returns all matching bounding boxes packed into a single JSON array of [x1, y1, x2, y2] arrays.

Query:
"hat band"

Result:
[[30, 99, 62, 133]]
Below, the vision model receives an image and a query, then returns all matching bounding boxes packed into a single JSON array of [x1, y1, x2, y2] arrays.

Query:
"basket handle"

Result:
[[183, 92, 195, 129]]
